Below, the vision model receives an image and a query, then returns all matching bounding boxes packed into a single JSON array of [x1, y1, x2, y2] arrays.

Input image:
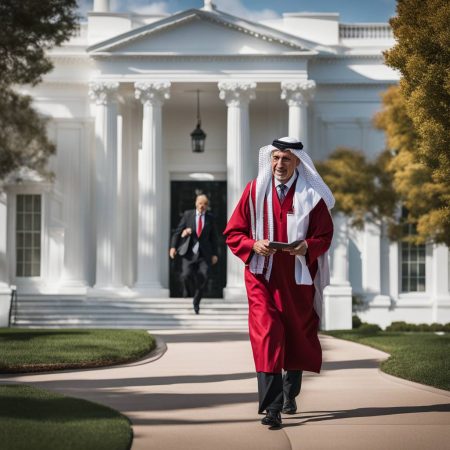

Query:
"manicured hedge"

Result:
[[352, 316, 450, 332], [386, 321, 450, 332]]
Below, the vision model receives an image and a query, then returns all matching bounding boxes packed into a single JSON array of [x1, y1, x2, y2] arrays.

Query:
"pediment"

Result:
[[88, 9, 317, 56]]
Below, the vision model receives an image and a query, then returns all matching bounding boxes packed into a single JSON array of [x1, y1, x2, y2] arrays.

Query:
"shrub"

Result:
[[352, 315, 362, 329], [430, 323, 443, 332], [358, 323, 382, 334], [386, 321, 449, 332], [386, 321, 411, 331]]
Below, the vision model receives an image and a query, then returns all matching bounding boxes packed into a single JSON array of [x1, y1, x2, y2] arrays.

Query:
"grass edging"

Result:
[[0, 329, 156, 373], [322, 330, 450, 391]]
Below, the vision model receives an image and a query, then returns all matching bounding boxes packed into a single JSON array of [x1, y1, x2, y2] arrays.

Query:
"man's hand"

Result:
[[181, 227, 192, 238], [252, 239, 277, 257], [169, 248, 177, 259], [284, 240, 308, 256], [212, 255, 218, 265]]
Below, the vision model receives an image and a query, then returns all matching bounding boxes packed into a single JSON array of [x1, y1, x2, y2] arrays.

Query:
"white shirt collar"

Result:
[[274, 171, 297, 191], [196, 211, 205, 217]]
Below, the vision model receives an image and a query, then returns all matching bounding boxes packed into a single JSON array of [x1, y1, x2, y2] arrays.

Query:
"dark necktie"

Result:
[[278, 184, 287, 203]]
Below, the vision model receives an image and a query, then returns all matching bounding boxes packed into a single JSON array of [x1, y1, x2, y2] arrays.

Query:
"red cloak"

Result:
[[224, 178, 333, 373]]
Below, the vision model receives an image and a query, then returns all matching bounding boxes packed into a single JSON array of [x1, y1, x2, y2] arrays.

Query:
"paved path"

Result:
[[2, 331, 450, 450]]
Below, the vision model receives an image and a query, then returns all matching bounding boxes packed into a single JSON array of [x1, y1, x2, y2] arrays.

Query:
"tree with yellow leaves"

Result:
[[383, 0, 450, 245]]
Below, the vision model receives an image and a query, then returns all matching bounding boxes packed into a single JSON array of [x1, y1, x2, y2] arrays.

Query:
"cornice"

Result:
[[317, 81, 398, 87], [51, 51, 386, 62], [35, 80, 92, 88], [315, 54, 385, 62], [49, 50, 387, 63], [89, 52, 316, 61], [50, 54, 91, 63]]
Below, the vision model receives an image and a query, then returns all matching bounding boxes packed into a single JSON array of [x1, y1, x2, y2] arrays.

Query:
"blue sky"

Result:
[[79, 0, 397, 23]]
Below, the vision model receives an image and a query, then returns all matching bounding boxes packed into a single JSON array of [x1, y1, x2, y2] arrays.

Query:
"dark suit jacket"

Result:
[[170, 210, 219, 262]]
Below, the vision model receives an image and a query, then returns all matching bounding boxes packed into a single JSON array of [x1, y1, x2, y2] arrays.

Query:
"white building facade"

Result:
[[0, 0, 449, 329]]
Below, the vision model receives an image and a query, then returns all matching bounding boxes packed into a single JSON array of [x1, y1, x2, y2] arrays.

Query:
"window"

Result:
[[401, 223, 426, 292], [16, 194, 41, 277]]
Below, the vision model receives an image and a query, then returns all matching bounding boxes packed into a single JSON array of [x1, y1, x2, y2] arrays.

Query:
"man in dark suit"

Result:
[[169, 194, 219, 314]]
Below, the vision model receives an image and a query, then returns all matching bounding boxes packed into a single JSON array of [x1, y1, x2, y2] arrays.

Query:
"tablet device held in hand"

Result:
[[268, 240, 302, 250]]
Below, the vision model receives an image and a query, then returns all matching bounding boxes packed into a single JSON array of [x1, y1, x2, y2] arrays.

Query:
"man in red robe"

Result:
[[224, 137, 334, 428]]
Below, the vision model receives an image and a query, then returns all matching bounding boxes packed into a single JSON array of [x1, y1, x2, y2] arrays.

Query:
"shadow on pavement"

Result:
[[60, 391, 259, 413], [18, 372, 256, 390], [282, 403, 450, 427], [132, 417, 262, 426], [322, 359, 381, 370]]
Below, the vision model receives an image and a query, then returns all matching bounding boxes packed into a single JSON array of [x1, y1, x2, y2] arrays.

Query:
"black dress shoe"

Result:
[[193, 299, 200, 314], [261, 410, 282, 427], [282, 398, 297, 414]]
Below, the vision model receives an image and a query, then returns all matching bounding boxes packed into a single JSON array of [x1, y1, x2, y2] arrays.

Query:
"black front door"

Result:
[[169, 180, 227, 298]]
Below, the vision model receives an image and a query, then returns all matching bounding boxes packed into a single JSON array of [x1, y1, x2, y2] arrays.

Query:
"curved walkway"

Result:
[[2, 332, 450, 450]]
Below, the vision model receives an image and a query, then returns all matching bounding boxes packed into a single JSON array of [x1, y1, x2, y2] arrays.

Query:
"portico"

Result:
[[86, 75, 315, 298]]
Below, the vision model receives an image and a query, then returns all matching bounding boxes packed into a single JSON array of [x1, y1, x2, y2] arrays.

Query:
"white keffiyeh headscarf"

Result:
[[248, 137, 335, 317]]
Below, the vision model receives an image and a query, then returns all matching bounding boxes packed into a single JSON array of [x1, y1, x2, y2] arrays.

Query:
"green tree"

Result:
[[315, 147, 398, 231], [383, 0, 450, 243], [0, 0, 79, 179], [374, 86, 450, 245]]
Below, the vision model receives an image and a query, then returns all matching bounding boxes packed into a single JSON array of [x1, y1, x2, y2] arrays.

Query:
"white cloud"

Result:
[[128, 1, 170, 15], [213, 0, 280, 21]]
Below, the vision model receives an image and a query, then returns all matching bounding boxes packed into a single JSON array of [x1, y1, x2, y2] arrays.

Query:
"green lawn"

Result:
[[324, 330, 450, 391], [0, 329, 156, 373], [0, 384, 132, 450]]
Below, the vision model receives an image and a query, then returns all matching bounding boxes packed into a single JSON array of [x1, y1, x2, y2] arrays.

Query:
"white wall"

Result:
[[312, 85, 387, 160]]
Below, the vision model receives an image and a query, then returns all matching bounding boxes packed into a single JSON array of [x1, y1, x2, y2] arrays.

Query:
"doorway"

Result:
[[169, 180, 227, 298]]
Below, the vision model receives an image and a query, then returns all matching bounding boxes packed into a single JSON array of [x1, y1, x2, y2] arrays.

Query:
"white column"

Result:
[[88, 81, 123, 293], [330, 214, 350, 286], [389, 241, 400, 300], [323, 213, 352, 330], [281, 80, 316, 149], [362, 221, 390, 306], [0, 192, 11, 326], [218, 80, 256, 299], [134, 81, 170, 296], [0, 192, 9, 288], [432, 244, 450, 322]]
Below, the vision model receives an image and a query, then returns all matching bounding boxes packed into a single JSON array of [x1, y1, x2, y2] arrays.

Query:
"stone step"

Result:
[[14, 301, 247, 308], [15, 312, 247, 320], [13, 324, 247, 330], [11, 296, 249, 329], [15, 296, 247, 303], [16, 304, 247, 310]]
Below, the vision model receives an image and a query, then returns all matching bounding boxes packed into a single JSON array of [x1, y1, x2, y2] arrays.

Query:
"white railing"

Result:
[[340, 24, 393, 39]]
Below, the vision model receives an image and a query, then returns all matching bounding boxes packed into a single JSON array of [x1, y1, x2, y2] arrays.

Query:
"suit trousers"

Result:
[[180, 254, 210, 302], [257, 370, 303, 413]]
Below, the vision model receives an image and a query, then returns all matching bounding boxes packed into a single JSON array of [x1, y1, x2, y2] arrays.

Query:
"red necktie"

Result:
[[197, 214, 203, 236]]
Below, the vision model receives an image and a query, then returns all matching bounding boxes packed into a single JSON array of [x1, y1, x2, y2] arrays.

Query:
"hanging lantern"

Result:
[[190, 90, 206, 153]]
